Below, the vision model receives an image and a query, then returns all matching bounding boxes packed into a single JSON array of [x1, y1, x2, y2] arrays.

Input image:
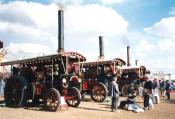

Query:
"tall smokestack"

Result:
[[57, 10, 64, 53], [135, 60, 138, 66], [98, 36, 104, 60], [0, 41, 3, 48], [99, 36, 104, 57], [127, 46, 131, 67]]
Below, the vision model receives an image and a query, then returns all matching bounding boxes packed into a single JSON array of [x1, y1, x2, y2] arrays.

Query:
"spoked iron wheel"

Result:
[[66, 87, 81, 107], [43, 88, 60, 112], [121, 83, 139, 96], [90, 82, 108, 102], [121, 84, 129, 97], [4, 76, 27, 107]]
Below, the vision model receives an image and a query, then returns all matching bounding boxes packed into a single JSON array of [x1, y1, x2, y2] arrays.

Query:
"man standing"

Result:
[[152, 78, 160, 104], [109, 74, 119, 112], [143, 77, 153, 110], [165, 81, 171, 100], [160, 80, 166, 97], [0, 78, 5, 97]]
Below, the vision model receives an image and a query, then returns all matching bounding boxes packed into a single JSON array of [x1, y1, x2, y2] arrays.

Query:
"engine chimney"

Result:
[[98, 36, 104, 60], [0, 41, 3, 48], [135, 60, 138, 66], [127, 46, 131, 67], [57, 10, 64, 53]]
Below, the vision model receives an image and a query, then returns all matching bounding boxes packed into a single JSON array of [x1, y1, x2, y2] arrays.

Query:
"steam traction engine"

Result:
[[118, 66, 147, 96], [77, 58, 126, 102], [117, 46, 148, 96], [72, 36, 126, 102], [1, 52, 86, 111], [0, 10, 87, 111]]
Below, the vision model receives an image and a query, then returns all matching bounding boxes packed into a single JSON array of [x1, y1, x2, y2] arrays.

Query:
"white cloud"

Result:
[[158, 38, 175, 53], [5, 42, 52, 61], [144, 17, 175, 39], [52, 0, 124, 5], [0, 1, 128, 62], [65, 4, 128, 39], [52, 0, 83, 5], [135, 39, 154, 58], [142, 16, 175, 73], [99, 0, 125, 5], [64, 4, 128, 62]]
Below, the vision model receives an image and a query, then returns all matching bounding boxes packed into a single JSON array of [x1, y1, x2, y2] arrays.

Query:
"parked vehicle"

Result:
[[76, 58, 126, 102], [118, 66, 148, 96], [0, 10, 86, 111]]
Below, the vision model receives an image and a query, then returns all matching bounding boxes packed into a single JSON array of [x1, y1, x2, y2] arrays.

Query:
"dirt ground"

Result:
[[0, 93, 175, 119]]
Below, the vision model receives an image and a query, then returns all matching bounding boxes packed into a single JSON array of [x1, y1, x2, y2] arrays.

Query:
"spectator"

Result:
[[0, 78, 5, 97], [165, 81, 171, 100], [119, 89, 144, 113], [160, 80, 166, 97], [109, 75, 119, 112], [143, 77, 153, 110], [152, 79, 160, 104]]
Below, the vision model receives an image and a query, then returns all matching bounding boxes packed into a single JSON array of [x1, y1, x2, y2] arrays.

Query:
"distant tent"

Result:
[[0, 41, 3, 48]]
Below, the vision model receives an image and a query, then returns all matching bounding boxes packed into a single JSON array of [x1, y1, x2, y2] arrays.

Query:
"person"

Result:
[[165, 81, 171, 100], [0, 78, 5, 97], [119, 89, 144, 113], [152, 78, 160, 104], [109, 74, 119, 112], [143, 77, 153, 110], [127, 90, 144, 113], [160, 80, 166, 97]]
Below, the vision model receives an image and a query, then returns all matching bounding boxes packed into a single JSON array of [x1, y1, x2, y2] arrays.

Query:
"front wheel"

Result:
[[65, 87, 81, 107], [43, 88, 60, 112], [90, 82, 108, 102]]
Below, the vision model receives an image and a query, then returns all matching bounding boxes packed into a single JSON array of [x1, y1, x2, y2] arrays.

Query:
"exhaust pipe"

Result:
[[127, 46, 131, 67], [0, 41, 3, 48], [57, 10, 64, 53], [135, 60, 138, 66], [98, 36, 104, 60]]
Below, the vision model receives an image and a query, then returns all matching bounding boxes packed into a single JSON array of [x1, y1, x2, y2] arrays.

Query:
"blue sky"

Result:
[[115, 0, 175, 30], [0, 0, 175, 77]]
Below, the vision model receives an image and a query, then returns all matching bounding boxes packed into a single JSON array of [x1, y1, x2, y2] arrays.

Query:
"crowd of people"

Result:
[[108, 74, 172, 113]]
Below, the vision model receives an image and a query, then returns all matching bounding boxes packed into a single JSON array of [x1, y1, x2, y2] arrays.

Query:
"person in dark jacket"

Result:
[[165, 81, 171, 100], [143, 77, 153, 110], [160, 80, 166, 97], [109, 75, 119, 112]]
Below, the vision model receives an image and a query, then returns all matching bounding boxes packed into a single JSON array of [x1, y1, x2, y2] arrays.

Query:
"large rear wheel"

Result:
[[4, 76, 27, 107], [43, 88, 60, 112], [121, 83, 139, 96], [66, 87, 81, 107], [90, 82, 108, 102]]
